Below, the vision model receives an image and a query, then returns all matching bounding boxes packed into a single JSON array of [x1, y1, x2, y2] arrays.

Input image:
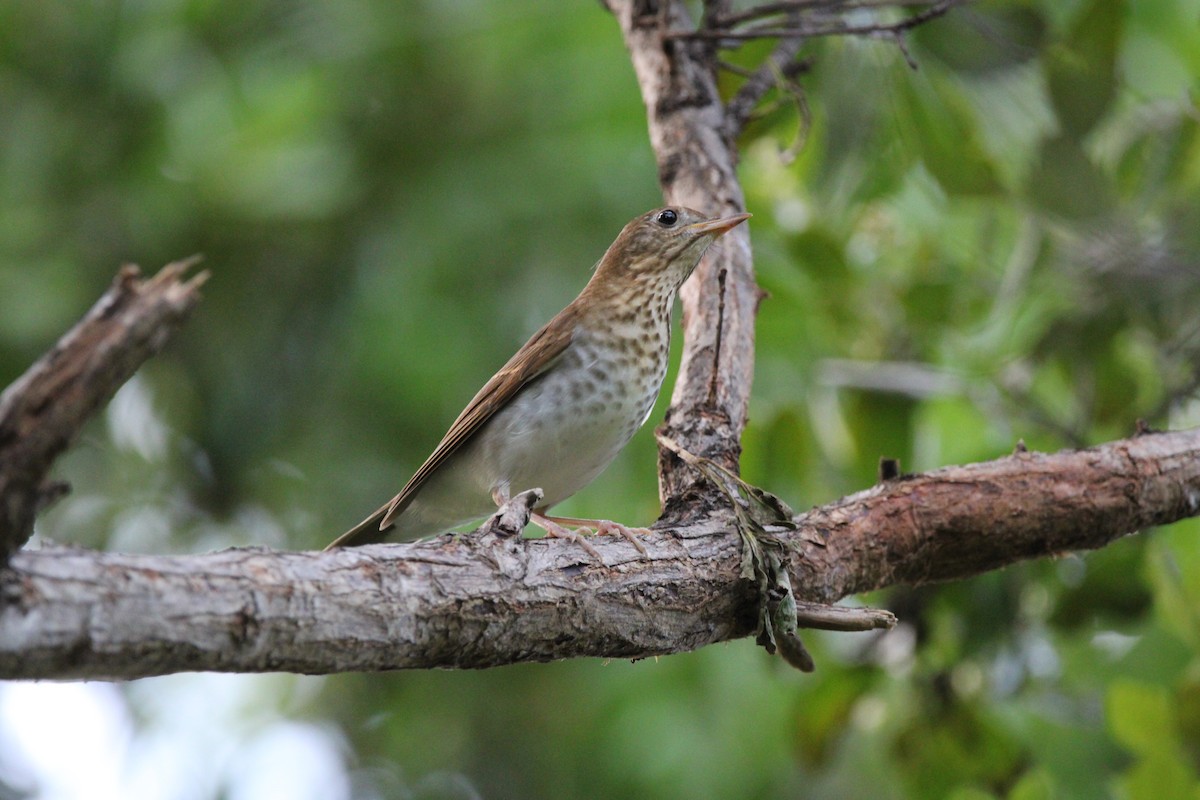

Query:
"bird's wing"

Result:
[[365, 307, 578, 537], [327, 310, 576, 550], [326, 503, 391, 549]]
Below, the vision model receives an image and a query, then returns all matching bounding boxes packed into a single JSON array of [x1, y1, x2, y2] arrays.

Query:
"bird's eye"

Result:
[[656, 209, 678, 227]]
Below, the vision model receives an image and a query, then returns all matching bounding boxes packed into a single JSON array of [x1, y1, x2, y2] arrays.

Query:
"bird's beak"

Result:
[[686, 212, 752, 237]]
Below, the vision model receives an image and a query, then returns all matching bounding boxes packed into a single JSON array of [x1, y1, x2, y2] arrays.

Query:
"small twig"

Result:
[[715, 0, 938, 29], [702, 0, 732, 30], [894, 29, 919, 70], [706, 268, 728, 408], [725, 34, 808, 135], [794, 601, 897, 631], [992, 378, 1089, 449], [716, 59, 758, 79], [716, 0, 825, 28], [667, 0, 964, 41], [816, 358, 962, 399], [776, 60, 814, 162]]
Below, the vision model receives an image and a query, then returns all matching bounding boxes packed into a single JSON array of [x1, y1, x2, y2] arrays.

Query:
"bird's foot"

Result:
[[531, 513, 602, 560], [538, 515, 650, 556]]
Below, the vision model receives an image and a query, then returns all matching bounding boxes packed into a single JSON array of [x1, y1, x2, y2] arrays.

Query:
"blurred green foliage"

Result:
[[3, 0, 1200, 798]]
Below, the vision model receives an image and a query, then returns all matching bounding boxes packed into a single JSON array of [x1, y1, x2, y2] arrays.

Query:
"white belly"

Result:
[[480, 334, 664, 506], [390, 328, 668, 537]]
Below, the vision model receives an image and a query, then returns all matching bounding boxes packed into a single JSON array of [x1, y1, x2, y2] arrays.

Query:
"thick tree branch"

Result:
[[4, 427, 1197, 680], [0, 260, 208, 562]]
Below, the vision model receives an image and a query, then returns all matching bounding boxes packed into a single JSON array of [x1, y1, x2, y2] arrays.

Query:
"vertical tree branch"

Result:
[[607, 0, 760, 520]]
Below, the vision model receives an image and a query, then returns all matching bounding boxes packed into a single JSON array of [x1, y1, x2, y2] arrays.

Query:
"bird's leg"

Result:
[[537, 514, 650, 556], [490, 486, 602, 559]]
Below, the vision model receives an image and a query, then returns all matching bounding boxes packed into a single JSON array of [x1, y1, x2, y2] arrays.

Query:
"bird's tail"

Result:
[[325, 503, 393, 550]]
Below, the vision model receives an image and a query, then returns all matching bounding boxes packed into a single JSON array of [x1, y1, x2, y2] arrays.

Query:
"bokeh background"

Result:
[[3, 1, 1200, 798]]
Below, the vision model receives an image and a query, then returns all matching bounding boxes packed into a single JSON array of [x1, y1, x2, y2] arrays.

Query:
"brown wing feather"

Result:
[[326, 503, 391, 549], [380, 312, 576, 526], [327, 306, 578, 548]]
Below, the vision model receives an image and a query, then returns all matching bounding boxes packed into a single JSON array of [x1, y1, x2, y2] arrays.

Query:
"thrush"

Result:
[[328, 206, 750, 551]]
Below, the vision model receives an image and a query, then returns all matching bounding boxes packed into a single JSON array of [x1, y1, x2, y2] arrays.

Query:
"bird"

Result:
[[327, 206, 750, 552]]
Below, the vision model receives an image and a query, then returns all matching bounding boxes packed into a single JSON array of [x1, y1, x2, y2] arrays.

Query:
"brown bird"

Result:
[[328, 206, 750, 551]]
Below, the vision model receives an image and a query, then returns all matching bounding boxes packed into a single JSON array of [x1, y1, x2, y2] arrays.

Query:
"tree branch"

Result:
[[724, 35, 809, 135], [668, 0, 966, 41], [4, 427, 1197, 680], [0, 260, 208, 562], [607, 0, 760, 516], [713, 0, 944, 30], [605, 0, 961, 514]]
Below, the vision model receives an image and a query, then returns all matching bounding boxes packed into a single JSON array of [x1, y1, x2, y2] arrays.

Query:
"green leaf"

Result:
[[946, 788, 997, 800], [1008, 768, 1057, 800], [902, 79, 1004, 197], [1147, 521, 1200, 648], [1107, 679, 1176, 756], [1114, 751, 1199, 800], [1044, 0, 1124, 137], [915, 2, 1048, 75], [1027, 134, 1115, 219]]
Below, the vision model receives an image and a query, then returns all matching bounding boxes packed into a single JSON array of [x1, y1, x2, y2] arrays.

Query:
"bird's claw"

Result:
[[542, 515, 652, 556], [596, 520, 650, 555], [530, 514, 651, 558], [533, 514, 602, 560]]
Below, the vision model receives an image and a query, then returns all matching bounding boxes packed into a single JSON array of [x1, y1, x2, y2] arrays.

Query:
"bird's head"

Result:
[[593, 207, 751, 292]]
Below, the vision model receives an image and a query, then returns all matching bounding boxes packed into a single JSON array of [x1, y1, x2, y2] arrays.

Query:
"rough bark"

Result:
[[0, 261, 207, 562], [3, 427, 1197, 680]]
